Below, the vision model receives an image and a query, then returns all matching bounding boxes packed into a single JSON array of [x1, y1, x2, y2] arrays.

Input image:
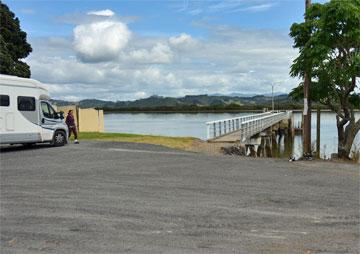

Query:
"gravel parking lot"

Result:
[[1, 141, 359, 254]]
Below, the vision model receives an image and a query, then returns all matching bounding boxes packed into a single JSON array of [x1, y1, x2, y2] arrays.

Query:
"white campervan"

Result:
[[0, 74, 68, 146]]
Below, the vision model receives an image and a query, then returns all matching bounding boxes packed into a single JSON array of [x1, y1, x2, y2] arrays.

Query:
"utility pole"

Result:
[[303, 0, 312, 156], [316, 106, 321, 158], [272, 84, 274, 112]]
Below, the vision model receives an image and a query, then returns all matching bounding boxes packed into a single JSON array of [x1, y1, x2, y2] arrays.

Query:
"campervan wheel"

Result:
[[52, 130, 66, 147]]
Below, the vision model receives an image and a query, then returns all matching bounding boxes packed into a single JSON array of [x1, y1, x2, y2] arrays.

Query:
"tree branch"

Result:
[[325, 98, 345, 119]]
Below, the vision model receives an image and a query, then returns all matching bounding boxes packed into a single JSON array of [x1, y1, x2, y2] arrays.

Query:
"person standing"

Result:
[[65, 110, 79, 144]]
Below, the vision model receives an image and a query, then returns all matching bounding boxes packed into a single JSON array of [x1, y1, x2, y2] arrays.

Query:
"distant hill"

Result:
[[210, 92, 286, 97], [51, 93, 301, 111]]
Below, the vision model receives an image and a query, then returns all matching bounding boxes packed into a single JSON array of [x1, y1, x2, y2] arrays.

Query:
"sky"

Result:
[[5, 0, 327, 101]]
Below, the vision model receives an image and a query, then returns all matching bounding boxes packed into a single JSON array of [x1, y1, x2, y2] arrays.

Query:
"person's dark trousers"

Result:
[[68, 126, 78, 139]]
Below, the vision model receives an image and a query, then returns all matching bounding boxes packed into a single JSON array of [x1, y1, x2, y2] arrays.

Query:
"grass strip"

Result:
[[73, 132, 200, 150]]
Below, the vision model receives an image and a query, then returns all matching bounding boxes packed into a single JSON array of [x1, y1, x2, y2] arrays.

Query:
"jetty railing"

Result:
[[206, 112, 272, 140], [238, 111, 290, 142], [206, 111, 291, 141]]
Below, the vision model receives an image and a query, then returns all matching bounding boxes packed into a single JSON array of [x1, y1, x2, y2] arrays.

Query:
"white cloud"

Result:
[[180, 0, 277, 15], [63, 95, 81, 102], [239, 3, 275, 12], [87, 9, 115, 17], [42, 83, 72, 93], [208, 1, 247, 12], [188, 9, 203, 15], [129, 43, 173, 64], [187, 74, 231, 88], [57, 11, 138, 26], [134, 91, 147, 99], [169, 33, 198, 50], [134, 67, 181, 88], [73, 20, 131, 62], [27, 11, 299, 101], [29, 56, 106, 84]]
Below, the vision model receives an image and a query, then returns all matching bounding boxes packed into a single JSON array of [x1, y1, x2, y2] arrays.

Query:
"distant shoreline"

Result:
[[104, 109, 265, 114], [103, 109, 358, 114]]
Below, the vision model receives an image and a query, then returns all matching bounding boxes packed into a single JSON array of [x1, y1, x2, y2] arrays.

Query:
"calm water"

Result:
[[105, 112, 359, 159]]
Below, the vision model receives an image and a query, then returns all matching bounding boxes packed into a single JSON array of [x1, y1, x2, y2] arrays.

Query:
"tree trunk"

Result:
[[337, 130, 349, 159], [337, 118, 359, 160]]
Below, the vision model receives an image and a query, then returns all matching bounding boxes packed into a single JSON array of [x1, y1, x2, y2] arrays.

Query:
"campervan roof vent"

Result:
[[39, 94, 51, 100]]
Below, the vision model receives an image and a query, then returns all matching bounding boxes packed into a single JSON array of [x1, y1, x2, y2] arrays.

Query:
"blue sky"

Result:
[[4, 0, 328, 101], [7, 0, 316, 36]]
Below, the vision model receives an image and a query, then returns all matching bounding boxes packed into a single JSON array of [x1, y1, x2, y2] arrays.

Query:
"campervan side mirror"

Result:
[[59, 111, 64, 120]]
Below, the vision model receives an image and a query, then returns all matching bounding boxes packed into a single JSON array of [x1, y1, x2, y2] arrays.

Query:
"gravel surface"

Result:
[[1, 141, 359, 254]]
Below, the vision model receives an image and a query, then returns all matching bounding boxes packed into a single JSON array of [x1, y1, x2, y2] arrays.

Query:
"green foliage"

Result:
[[290, 0, 360, 158], [0, 2, 32, 77], [289, 0, 360, 110]]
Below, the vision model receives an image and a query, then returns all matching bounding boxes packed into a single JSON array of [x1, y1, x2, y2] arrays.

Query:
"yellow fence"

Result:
[[57, 106, 104, 133], [78, 108, 104, 132]]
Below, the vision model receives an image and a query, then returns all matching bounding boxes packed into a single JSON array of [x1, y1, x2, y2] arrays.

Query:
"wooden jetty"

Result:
[[206, 111, 292, 143]]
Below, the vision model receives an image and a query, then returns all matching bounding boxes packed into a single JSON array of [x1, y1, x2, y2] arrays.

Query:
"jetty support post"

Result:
[[264, 127, 272, 157], [316, 107, 321, 159], [289, 113, 294, 138], [248, 145, 256, 157], [271, 124, 278, 152], [257, 133, 266, 157]]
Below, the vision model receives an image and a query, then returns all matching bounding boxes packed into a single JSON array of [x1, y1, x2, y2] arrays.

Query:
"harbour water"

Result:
[[105, 112, 360, 159]]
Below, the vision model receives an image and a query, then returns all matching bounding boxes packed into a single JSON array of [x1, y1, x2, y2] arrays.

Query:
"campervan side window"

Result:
[[0, 95, 10, 107], [18, 96, 35, 111], [41, 101, 56, 119]]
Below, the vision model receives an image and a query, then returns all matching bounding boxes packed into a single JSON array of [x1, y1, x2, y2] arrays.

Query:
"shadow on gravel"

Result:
[[0, 144, 54, 153]]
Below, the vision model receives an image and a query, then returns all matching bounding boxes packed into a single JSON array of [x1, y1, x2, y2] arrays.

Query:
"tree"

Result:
[[289, 0, 360, 159], [0, 2, 32, 78]]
